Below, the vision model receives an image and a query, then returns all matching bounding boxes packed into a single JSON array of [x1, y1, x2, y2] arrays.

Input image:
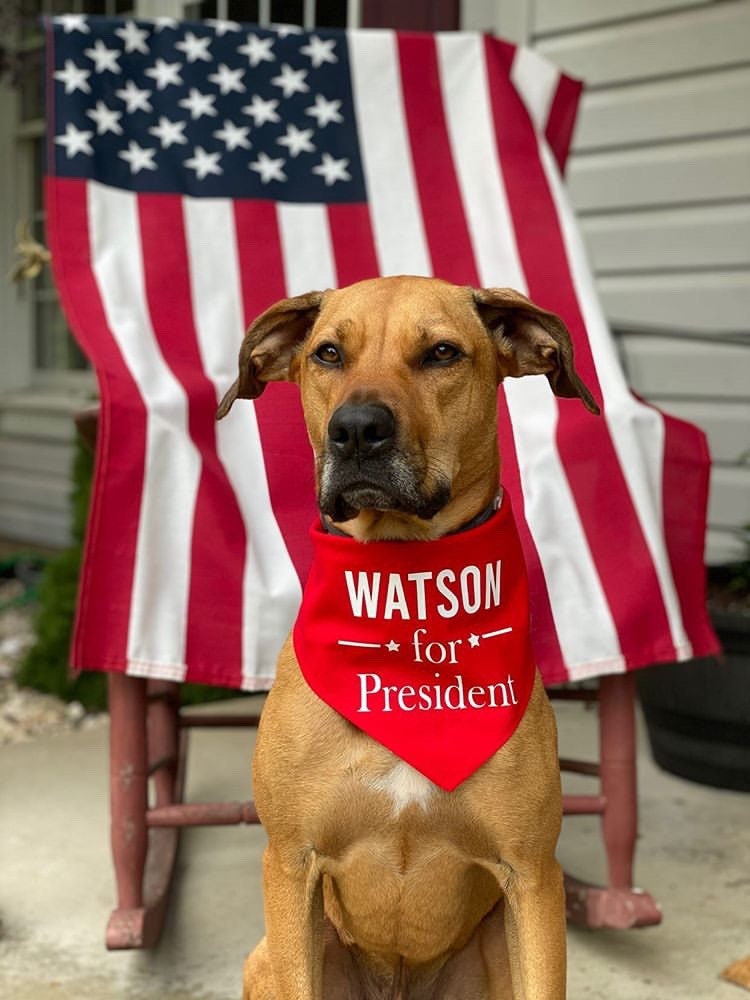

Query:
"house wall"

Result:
[[533, 0, 750, 563]]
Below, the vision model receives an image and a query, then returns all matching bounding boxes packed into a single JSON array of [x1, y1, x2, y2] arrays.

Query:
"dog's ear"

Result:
[[472, 287, 600, 415], [217, 290, 324, 418]]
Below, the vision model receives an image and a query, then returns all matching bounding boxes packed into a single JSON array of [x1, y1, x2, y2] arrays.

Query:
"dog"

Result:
[[217, 276, 599, 1000]]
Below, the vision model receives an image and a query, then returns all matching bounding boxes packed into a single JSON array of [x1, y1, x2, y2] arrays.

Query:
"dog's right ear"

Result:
[[217, 290, 324, 418]]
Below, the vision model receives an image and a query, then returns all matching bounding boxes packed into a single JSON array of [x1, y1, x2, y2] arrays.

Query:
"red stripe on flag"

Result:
[[46, 177, 143, 675], [544, 74, 582, 175], [233, 199, 287, 323], [487, 38, 677, 668], [397, 33, 480, 285], [397, 36, 566, 675], [138, 193, 246, 687], [233, 202, 317, 582], [661, 412, 720, 659], [327, 203, 379, 286]]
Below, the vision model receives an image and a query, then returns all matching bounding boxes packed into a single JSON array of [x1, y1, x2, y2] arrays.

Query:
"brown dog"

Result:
[[218, 276, 598, 1000]]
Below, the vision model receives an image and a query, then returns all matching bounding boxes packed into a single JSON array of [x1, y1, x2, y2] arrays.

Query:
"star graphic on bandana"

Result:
[[385, 640, 400, 653], [468, 633, 481, 648]]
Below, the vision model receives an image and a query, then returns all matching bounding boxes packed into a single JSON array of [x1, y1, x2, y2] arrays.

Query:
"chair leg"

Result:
[[105, 674, 187, 950], [106, 672, 149, 948], [599, 672, 637, 890], [564, 674, 662, 929]]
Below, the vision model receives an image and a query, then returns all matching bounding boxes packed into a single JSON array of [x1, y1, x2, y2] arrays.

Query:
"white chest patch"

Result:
[[368, 760, 439, 815]]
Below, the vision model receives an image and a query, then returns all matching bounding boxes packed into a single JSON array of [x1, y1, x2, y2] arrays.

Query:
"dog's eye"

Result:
[[313, 343, 342, 367], [424, 342, 462, 366]]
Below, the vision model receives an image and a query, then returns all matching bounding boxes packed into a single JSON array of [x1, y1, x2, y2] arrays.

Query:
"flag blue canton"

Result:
[[48, 14, 366, 203]]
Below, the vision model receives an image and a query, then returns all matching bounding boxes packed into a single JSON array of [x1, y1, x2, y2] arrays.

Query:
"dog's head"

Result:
[[218, 276, 598, 539]]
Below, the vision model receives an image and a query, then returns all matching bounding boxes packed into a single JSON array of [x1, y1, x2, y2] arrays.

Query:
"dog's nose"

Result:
[[327, 403, 396, 460]]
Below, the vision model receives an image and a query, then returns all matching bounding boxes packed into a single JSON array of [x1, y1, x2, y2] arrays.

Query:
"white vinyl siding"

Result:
[[529, 0, 750, 565]]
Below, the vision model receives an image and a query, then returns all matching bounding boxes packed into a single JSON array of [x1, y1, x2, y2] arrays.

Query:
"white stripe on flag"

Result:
[[88, 181, 199, 679], [183, 196, 303, 688], [277, 202, 337, 294], [509, 46, 560, 135], [437, 34, 623, 674], [348, 28, 431, 276], [540, 144, 693, 662], [436, 33, 525, 288]]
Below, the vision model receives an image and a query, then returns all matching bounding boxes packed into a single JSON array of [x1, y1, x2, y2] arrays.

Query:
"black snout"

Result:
[[327, 402, 396, 460]]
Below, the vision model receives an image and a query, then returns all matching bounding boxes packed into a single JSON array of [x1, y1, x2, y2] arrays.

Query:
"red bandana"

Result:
[[292, 498, 535, 791]]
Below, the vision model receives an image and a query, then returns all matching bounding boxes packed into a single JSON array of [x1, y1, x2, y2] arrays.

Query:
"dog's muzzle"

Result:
[[318, 401, 450, 522]]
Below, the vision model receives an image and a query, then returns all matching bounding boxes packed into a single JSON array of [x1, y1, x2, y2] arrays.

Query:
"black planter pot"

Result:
[[637, 610, 750, 792]]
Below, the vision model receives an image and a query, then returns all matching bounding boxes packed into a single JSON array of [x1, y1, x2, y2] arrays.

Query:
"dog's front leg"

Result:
[[262, 845, 326, 1000], [503, 860, 566, 1000]]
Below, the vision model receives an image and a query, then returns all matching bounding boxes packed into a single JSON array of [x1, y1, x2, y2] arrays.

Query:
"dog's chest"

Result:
[[366, 760, 438, 815]]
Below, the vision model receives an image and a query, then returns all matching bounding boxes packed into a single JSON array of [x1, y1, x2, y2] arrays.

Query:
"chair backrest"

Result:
[[46, 14, 717, 691]]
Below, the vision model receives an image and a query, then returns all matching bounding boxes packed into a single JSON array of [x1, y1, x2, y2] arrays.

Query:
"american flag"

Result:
[[46, 14, 718, 689]]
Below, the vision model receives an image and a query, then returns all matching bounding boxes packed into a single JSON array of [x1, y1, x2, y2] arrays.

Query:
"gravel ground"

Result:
[[0, 580, 106, 746]]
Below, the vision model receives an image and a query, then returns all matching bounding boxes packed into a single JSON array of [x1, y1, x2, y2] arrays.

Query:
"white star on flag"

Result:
[[84, 39, 121, 74], [205, 19, 241, 35], [242, 94, 280, 127], [312, 153, 351, 186], [185, 146, 223, 180], [250, 152, 287, 184], [175, 31, 212, 63], [272, 24, 303, 37], [152, 17, 178, 32], [115, 80, 153, 113], [55, 123, 94, 158], [271, 63, 309, 98], [115, 20, 150, 55], [305, 94, 343, 127], [208, 63, 246, 95], [178, 88, 218, 120], [148, 117, 188, 148], [54, 60, 91, 95], [300, 35, 338, 68], [86, 101, 123, 136], [276, 123, 315, 158], [213, 120, 251, 151], [145, 58, 183, 90], [54, 14, 89, 34], [118, 140, 157, 174], [237, 33, 275, 66]]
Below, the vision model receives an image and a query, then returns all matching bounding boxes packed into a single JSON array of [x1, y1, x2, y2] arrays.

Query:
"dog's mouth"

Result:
[[318, 455, 451, 523]]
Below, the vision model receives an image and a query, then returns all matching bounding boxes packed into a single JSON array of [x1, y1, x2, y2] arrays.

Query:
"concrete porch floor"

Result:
[[0, 696, 748, 1000]]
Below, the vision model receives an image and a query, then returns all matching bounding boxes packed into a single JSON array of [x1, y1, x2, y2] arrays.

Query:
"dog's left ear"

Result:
[[217, 290, 324, 418], [472, 287, 600, 415]]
